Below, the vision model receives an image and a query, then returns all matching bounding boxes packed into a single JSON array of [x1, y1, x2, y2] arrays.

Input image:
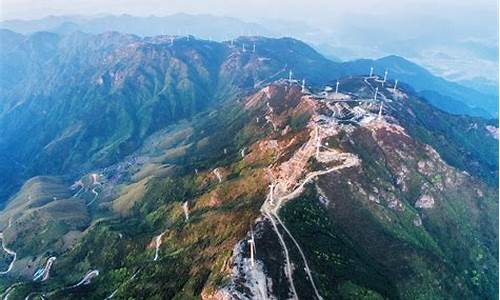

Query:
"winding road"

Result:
[[33, 256, 56, 281], [182, 202, 189, 222], [1, 283, 21, 300], [260, 121, 360, 299], [86, 187, 99, 206], [71, 270, 99, 288], [105, 269, 140, 299], [0, 233, 17, 275], [263, 210, 299, 300], [153, 232, 165, 261], [213, 168, 222, 183], [86, 173, 102, 206]]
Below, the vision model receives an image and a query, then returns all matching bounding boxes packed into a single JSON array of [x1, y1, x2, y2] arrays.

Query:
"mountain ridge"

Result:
[[0, 31, 497, 207], [0, 75, 497, 299]]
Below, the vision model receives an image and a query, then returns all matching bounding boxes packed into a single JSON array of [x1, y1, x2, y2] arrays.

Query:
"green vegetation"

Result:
[[279, 118, 498, 299], [0, 37, 497, 300], [401, 95, 498, 186], [288, 112, 310, 131], [3, 98, 276, 299], [280, 184, 399, 299]]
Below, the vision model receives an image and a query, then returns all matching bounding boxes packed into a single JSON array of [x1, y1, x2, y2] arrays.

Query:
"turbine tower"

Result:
[[335, 80, 339, 95], [378, 101, 384, 119], [269, 182, 275, 205], [393, 79, 398, 92], [301, 79, 306, 92], [249, 228, 256, 267], [315, 127, 321, 159]]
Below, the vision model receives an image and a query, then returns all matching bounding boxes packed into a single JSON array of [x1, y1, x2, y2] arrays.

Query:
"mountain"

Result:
[[0, 76, 497, 300], [0, 14, 274, 40], [459, 77, 499, 98], [0, 31, 345, 207], [0, 31, 495, 208], [340, 55, 498, 118], [2, 13, 497, 89], [0, 33, 498, 299], [2, 14, 497, 116]]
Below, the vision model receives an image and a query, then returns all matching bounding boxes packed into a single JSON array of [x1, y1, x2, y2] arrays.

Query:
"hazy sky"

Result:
[[1, 0, 497, 37]]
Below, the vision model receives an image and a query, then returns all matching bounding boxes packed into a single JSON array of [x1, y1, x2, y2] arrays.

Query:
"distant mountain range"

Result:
[[0, 14, 273, 40], [1, 13, 498, 88], [0, 26, 496, 116]]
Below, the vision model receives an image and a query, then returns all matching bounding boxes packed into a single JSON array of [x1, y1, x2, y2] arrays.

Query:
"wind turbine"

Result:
[[335, 80, 339, 95], [288, 70, 293, 82], [382, 69, 388, 86], [301, 79, 306, 93], [393, 80, 398, 92], [315, 127, 321, 159], [252, 43, 256, 53], [369, 66, 374, 77], [378, 101, 384, 119], [269, 182, 275, 206], [249, 228, 256, 267], [373, 87, 378, 101]]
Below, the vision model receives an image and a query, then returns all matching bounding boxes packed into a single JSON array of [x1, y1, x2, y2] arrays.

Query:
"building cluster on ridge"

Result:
[[283, 66, 403, 125]]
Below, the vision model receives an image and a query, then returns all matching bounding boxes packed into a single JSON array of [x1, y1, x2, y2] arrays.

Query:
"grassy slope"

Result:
[[279, 124, 498, 299], [9, 99, 274, 299]]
